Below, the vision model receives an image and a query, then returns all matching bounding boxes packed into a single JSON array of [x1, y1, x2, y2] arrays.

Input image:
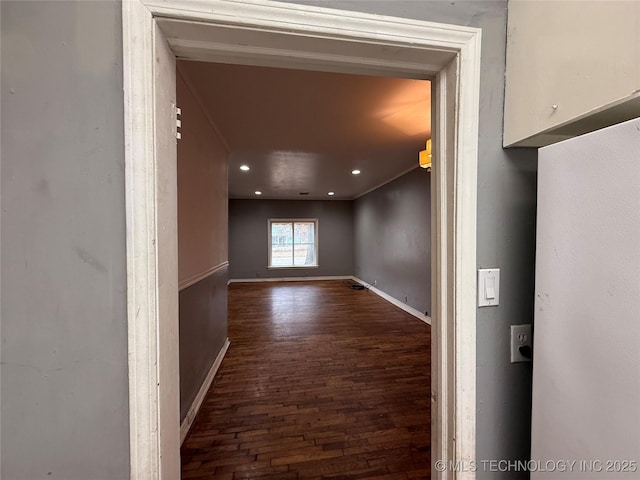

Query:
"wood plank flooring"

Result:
[[181, 280, 431, 479]]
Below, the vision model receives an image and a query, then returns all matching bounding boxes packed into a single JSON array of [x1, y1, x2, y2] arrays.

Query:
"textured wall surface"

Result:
[[1, 1, 130, 478], [229, 199, 354, 279], [354, 168, 431, 315]]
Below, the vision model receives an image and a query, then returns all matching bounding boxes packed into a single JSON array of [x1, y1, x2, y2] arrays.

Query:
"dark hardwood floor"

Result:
[[181, 280, 431, 479]]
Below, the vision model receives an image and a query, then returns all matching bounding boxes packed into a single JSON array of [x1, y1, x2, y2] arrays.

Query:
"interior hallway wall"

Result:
[[0, 1, 538, 478], [1, 1, 130, 478], [228, 199, 354, 280], [177, 70, 230, 422], [354, 168, 431, 316], [281, 2, 539, 477]]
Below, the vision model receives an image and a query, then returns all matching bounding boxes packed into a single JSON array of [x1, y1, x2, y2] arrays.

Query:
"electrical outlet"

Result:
[[373, 280, 377, 286], [511, 324, 533, 363]]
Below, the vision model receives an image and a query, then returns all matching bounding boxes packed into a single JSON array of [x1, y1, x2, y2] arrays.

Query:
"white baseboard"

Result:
[[351, 276, 432, 325], [228, 275, 352, 284], [180, 338, 230, 445], [227, 275, 431, 325]]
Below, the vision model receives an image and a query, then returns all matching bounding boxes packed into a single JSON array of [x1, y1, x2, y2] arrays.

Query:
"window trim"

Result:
[[267, 218, 319, 269]]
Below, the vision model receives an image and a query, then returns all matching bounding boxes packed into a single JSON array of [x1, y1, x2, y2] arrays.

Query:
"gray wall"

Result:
[[177, 70, 229, 423], [179, 267, 228, 421], [1, 1, 130, 479], [0, 1, 538, 478], [354, 168, 431, 316], [229, 200, 354, 279], [283, 2, 538, 476]]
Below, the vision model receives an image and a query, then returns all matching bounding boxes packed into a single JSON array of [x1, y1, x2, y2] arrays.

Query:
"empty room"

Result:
[[176, 60, 433, 479]]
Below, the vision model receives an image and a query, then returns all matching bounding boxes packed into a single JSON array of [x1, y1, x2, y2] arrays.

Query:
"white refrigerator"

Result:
[[531, 117, 640, 479]]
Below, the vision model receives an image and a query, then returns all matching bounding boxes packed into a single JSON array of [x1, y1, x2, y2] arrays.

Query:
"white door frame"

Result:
[[122, 1, 480, 479]]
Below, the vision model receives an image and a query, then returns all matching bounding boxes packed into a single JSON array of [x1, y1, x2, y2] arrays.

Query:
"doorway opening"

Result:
[[122, 1, 480, 478], [176, 59, 433, 477]]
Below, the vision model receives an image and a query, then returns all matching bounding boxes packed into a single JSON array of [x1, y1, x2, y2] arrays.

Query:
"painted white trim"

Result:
[[229, 275, 352, 284], [124, 4, 181, 477], [122, 2, 161, 478], [267, 218, 319, 269], [454, 31, 481, 480], [124, 2, 480, 479], [431, 58, 455, 479], [266, 266, 320, 270], [143, 0, 477, 49], [179, 261, 229, 291], [150, 21, 182, 479], [180, 338, 230, 445], [352, 277, 431, 326]]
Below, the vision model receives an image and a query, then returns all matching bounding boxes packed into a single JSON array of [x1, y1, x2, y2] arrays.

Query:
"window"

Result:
[[268, 219, 318, 268]]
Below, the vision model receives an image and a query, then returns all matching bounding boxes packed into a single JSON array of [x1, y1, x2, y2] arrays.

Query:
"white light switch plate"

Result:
[[478, 268, 500, 307]]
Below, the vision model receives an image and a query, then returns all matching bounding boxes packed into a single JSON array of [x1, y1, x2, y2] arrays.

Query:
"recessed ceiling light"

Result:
[[240, 165, 250, 171], [351, 169, 361, 175], [254, 191, 262, 195], [328, 192, 335, 196]]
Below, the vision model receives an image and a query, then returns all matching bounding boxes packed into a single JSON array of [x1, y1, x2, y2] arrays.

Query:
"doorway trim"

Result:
[[123, 1, 480, 478]]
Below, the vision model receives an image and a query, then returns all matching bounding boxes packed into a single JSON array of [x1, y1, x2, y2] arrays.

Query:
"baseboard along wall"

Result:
[[228, 275, 353, 284], [351, 276, 431, 326], [182, 280, 428, 440], [180, 338, 231, 445], [228, 275, 431, 325]]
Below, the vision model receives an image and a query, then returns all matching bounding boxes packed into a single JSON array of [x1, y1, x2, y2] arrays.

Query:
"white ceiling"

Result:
[[178, 61, 431, 200]]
